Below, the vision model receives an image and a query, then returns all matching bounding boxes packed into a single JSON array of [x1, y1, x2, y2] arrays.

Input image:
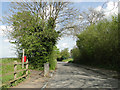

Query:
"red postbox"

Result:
[[21, 56, 27, 62]]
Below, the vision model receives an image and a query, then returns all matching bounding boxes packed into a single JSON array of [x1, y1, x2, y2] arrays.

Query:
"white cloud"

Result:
[[0, 32, 3, 36], [95, 1, 118, 19], [0, 25, 6, 30], [61, 43, 69, 48], [106, 1, 118, 11], [104, 1, 118, 18], [0, 25, 13, 43], [95, 6, 102, 12], [4, 39, 9, 42], [79, 15, 83, 19], [56, 42, 69, 51], [60, 37, 64, 40], [0, 25, 6, 36], [56, 36, 76, 52], [55, 24, 60, 31], [0, 25, 13, 36], [0, 25, 16, 58]]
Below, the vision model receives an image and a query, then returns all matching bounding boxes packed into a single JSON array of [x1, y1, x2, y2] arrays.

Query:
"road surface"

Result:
[[46, 62, 119, 88]]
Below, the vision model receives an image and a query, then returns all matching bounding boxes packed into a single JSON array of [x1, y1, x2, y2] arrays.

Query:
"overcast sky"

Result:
[[0, 0, 118, 58]]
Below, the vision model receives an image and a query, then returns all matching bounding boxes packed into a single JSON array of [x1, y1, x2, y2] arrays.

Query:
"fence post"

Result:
[[22, 49, 24, 68], [14, 61, 17, 80], [26, 59, 28, 77], [44, 62, 49, 77]]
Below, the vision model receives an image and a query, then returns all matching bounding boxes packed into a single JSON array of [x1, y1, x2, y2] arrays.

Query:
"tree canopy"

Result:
[[71, 15, 119, 71], [9, 11, 59, 68], [5, 1, 79, 69], [60, 48, 70, 59]]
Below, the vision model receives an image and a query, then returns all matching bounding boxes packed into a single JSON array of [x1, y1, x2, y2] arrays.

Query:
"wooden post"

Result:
[[14, 61, 17, 80], [44, 63, 49, 77], [26, 59, 28, 77], [55, 59, 57, 69], [22, 49, 24, 68]]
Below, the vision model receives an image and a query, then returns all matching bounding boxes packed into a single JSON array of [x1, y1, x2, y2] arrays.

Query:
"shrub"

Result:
[[70, 47, 81, 63], [59, 48, 70, 61], [49, 46, 59, 70], [75, 16, 119, 71], [9, 12, 59, 69]]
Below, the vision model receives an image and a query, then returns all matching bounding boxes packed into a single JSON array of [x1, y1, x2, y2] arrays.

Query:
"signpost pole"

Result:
[[22, 49, 24, 68]]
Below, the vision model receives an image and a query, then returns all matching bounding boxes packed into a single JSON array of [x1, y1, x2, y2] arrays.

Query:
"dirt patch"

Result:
[[11, 70, 50, 88]]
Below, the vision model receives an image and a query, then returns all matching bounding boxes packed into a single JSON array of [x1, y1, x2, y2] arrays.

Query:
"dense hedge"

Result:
[[72, 16, 120, 71], [10, 11, 59, 69], [70, 47, 80, 63]]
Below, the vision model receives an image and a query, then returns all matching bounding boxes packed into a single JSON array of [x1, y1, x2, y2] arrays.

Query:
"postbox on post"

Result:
[[22, 56, 27, 62]]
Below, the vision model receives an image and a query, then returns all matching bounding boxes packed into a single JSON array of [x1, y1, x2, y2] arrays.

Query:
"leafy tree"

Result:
[[4, 1, 79, 69], [52, 46, 61, 59], [60, 48, 70, 60], [75, 15, 119, 71], [70, 47, 80, 63], [9, 11, 59, 69], [6, 2, 79, 36]]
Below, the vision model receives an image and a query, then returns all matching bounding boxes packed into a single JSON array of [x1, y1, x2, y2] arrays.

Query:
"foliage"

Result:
[[58, 48, 70, 61], [9, 11, 59, 69], [51, 46, 61, 59], [62, 58, 73, 62], [74, 16, 119, 71], [5, 2, 79, 37], [5, 2, 80, 70], [6, 2, 79, 70], [70, 47, 80, 63], [49, 46, 60, 70]]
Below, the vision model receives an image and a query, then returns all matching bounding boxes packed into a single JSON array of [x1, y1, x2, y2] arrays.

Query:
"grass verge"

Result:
[[1, 58, 30, 88]]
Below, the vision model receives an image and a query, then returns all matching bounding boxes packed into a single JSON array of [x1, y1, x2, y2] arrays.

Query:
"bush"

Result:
[[75, 16, 119, 71], [70, 47, 81, 63], [9, 11, 59, 69], [48, 46, 59, 70]]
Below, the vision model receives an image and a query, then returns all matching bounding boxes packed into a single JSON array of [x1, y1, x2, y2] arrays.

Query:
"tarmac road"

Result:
[[46, 62, 119, 88]]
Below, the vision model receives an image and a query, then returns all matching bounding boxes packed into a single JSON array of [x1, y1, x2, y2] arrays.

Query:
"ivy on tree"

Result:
[[10, 11, 59, 69]]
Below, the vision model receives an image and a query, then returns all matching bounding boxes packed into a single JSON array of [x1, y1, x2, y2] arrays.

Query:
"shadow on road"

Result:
[[46, 61, 119, 88]]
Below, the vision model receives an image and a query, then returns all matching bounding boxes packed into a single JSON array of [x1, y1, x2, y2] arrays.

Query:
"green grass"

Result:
[[62, 58, 73, 62], [1, 58, 29, 87]]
